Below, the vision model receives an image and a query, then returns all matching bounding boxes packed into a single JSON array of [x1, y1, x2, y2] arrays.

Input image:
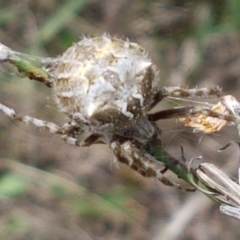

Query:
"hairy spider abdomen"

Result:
[[47, 34, 159, 138]]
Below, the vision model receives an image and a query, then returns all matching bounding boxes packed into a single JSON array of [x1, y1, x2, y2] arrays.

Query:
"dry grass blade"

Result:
[[196, 162, 240, 209], [220, 205, 240, 220]]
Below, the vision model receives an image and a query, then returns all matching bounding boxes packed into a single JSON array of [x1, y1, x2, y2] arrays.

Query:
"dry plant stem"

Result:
[[196, 163, 240, 220], [196, 163, 240, 205], [220, 205, 240, 221], [215, 98, 240, 219], [153, 192, 211, 240]]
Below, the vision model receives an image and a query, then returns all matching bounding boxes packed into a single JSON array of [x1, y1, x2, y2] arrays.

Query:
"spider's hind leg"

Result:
[[110, 140, 194, 191]]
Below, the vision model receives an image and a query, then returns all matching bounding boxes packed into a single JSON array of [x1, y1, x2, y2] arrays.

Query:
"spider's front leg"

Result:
[[150, 86, 222, 109], [110, 139, 192, 190], [148, 86, 224, 125], [0, 102, 61, 133], [162, 86, 222, 98], [0, 102, 101, 147]]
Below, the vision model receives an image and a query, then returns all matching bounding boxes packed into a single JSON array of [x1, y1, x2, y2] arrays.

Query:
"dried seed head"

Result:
[[179, 95, 238, 133], [47, 34, 159, 136]]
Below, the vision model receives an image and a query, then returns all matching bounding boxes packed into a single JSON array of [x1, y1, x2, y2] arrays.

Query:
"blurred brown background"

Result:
[[0, 0, 240, 239]]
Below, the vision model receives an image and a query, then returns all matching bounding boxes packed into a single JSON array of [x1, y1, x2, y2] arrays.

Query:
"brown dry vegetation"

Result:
[[0, 0, 240, 239]]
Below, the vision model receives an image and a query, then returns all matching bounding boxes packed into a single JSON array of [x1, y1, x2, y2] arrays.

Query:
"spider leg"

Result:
[[148, 105, 236, 122], [148, 104, 236, 132], [0, 102, 61, 133], [0, 102, 99, 146], [151, 86, 222, 108], [62, 133, 102, 147], [148, 107, 193, 121], [162, 86, 222, 98], [110, 140, 193, 190]]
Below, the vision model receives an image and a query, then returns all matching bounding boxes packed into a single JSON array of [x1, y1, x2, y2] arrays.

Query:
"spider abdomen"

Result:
[[47, 35, 159, 135]]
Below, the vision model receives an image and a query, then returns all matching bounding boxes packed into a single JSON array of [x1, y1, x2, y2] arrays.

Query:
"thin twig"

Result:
[[0, 42, 52, 87]]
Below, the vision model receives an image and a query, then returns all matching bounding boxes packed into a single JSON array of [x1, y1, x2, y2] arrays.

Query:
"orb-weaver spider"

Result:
[[0, 34, 236, 189]]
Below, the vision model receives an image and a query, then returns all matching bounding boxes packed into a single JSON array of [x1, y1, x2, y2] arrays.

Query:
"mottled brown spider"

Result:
[[0, 34, 229, 189]]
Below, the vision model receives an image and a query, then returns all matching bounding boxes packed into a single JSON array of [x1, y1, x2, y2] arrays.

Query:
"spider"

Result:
[[0, 34, 233, 189]]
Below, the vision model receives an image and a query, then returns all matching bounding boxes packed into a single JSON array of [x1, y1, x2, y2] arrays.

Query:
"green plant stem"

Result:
[[0, 41, 52, 87], [145, 137, 221, 203], [8, 58, 52, 87]]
